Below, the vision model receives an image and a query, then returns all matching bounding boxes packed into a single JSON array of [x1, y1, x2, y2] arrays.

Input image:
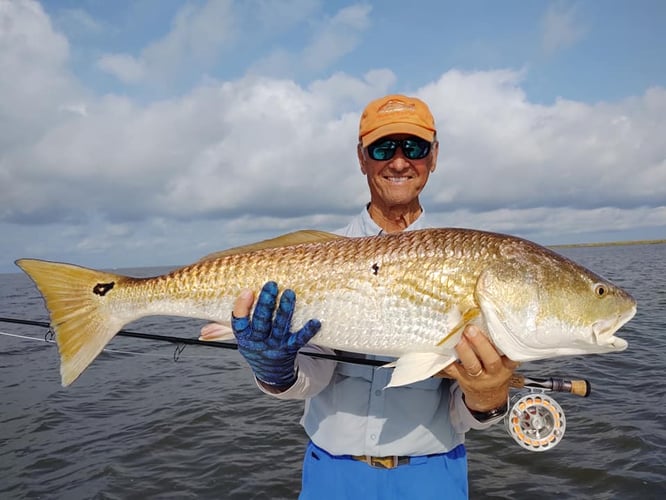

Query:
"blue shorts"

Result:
[[299, 441, 468, 500]]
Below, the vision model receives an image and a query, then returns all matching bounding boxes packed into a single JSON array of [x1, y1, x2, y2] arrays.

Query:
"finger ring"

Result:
[[467, 368, 484, 377]]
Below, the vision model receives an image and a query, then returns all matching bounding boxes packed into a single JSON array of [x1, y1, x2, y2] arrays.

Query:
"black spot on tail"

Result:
[[372, 263, 380, 275], [93, 282, 115, 296]]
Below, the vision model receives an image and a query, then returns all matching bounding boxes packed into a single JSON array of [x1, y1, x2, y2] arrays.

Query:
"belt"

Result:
[[351, 454, 411, 469]]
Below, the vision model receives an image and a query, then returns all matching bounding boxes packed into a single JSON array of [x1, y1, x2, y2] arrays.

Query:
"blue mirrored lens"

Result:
[[402, 139, 429, 159], [368, 138, 430, 161], [369, 142, 397, 160]]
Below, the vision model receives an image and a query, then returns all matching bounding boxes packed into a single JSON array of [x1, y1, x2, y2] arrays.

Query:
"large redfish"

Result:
[[16, 228, 635, 387]]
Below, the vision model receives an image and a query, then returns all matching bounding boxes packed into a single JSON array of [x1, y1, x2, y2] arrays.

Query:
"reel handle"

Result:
[[510, 374, 591, 397]]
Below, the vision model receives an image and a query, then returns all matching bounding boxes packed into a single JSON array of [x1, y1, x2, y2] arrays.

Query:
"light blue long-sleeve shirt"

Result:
[[263, 206, 500, 456]]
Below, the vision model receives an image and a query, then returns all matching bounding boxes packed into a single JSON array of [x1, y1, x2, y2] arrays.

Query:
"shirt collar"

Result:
[[360, 203, 429, 235]]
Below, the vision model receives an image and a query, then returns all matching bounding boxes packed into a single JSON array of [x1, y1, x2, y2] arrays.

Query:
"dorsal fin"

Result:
[[197, 230, 344, 262]]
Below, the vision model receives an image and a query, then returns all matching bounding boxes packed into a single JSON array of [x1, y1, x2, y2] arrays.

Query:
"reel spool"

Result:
[[505, 391, 566, 452]]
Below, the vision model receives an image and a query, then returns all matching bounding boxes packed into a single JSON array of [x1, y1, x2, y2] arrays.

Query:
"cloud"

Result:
[[247, 0, 320, 33], [248, 3, 372, 78], [0, 0, 77, 148], [52, 7, 104, 36], [541, 3, 586, 54], [97, 53, 147, 84], [94, 1, 369, 85], [97, 0, 237, 84], [4, 60, 664, 227], [420, 70, 666, 214], [302, 4, 372, 72], [1, 1, 664, 271]]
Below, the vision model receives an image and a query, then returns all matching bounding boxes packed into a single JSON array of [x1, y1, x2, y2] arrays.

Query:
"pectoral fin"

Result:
[[383, 352, 457, 388], [199, 322, 235, 341], [436, 307, 481, 347]]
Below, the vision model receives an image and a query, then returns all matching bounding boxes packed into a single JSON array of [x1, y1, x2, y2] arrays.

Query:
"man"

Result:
[[204, 95, 518, 499]]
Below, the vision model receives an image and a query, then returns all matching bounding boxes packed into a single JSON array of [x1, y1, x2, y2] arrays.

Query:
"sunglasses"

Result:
[[366, 137, 432, 161]]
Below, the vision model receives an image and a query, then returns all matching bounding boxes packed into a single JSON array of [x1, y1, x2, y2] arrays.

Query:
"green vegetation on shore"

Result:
[[551, 239, 666, 249]]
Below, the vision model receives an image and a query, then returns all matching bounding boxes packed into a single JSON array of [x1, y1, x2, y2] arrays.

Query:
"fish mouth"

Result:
[[596, 333, 629, 351], [591, 306, 636, 351]]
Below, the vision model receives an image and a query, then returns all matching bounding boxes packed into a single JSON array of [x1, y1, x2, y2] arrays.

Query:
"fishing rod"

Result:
[[0, 316, 385, 366], [0, 315, 590, 393], [1, 315, 588, 451]]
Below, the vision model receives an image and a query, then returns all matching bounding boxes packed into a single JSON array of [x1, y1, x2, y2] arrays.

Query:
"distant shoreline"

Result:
[[550, 239, 666, 249]]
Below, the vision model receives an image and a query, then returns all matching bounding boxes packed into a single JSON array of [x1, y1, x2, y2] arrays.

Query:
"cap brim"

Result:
[[361, 123, 435, 147]]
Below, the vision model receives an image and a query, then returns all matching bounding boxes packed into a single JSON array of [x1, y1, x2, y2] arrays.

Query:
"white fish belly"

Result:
[[290, 287, 464, 357]]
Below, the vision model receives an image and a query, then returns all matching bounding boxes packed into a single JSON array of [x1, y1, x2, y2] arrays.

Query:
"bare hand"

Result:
[[199, 289, 256, 341], [439, 325, 519, 412]]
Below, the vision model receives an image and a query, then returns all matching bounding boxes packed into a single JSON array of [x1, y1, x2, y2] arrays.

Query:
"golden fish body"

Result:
[[16, 228, 636, 387]]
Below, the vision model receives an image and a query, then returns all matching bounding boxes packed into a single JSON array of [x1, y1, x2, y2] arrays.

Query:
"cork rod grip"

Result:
[[510, 374, 591, 397]]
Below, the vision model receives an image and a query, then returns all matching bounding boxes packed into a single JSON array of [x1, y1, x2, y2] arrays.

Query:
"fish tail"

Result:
[[16, 258, 132, 387]]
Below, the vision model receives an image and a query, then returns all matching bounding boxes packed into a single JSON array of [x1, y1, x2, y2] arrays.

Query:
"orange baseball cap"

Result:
[[359, 94, 436, 146]]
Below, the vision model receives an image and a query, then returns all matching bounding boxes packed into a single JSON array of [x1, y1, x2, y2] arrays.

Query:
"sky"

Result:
[[1, 0, 665, 273]]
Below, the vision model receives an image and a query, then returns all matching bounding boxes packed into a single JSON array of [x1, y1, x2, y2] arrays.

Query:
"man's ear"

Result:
[[429, 140, 439, 173], [357, 143, 367, 174]]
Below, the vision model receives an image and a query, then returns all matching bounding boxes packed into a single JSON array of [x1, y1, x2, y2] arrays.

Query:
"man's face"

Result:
[[358, 134, 438, 208]]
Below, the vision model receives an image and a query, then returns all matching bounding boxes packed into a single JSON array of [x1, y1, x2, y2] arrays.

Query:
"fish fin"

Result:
[[436, 307, 481, 346], [15, 259, 130, 387], [197, 230, 343, 262], [384, 352, 457, 388], [199, 322, 235, 341]]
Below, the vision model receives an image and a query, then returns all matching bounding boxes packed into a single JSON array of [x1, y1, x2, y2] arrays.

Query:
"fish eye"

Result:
[[594, 284, 607, 297]]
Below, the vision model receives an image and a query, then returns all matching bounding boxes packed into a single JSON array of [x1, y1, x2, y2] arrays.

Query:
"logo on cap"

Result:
[[377, 99, 416, 115]]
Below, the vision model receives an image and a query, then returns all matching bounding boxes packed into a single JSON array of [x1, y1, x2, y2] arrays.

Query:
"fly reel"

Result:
[[505, 390, 566, 452]]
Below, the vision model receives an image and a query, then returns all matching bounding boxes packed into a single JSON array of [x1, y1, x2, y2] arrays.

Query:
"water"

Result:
[[1, 244, 664, 499]]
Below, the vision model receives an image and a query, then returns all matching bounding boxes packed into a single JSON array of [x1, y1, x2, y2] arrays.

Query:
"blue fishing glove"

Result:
[[232, 281, 321, 389]]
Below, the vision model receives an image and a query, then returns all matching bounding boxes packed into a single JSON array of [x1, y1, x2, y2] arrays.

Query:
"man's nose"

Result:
[[388, 151, 410, 169]]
